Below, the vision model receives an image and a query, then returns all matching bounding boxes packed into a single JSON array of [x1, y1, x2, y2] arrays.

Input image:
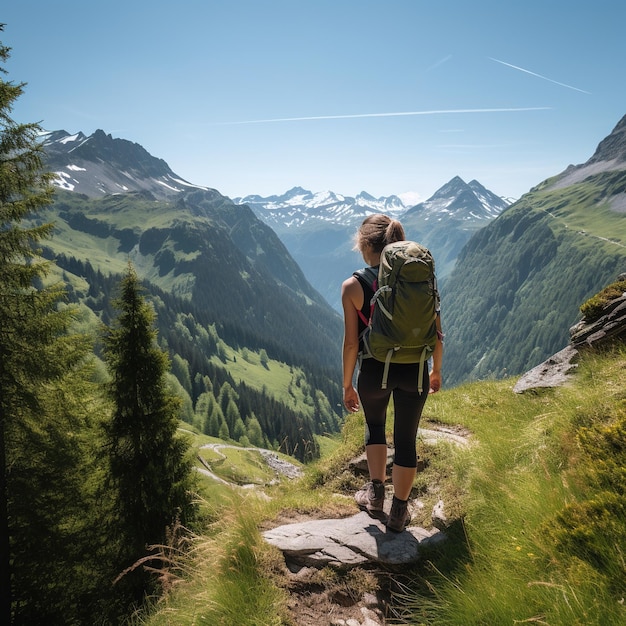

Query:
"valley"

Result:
[[37, 114, 626, 445]]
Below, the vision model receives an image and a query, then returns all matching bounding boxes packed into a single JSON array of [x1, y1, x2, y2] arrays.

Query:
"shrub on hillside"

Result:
[[579, 279, 626, 322], [545, 405, 626, 597]]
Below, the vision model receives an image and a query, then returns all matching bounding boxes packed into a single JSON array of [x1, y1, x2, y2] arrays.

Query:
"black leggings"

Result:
[[357, 358, 429, 468]]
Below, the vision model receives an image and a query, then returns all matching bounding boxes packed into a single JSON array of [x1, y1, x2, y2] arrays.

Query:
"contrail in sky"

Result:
[[425, 54, 453, 72], [489, 57, 591, 94], [220, 107, 551, 125]]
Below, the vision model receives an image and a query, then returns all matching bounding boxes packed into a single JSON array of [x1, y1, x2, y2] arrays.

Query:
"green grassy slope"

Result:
[[142, 339, 626, 625]]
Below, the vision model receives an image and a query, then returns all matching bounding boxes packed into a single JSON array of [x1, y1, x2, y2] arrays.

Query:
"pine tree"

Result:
[[246, 414, 265, 448], [0, 26, 94, 624], [102, 263, 196, 601]]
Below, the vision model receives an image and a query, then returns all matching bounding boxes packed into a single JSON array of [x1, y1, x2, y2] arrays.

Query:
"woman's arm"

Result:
[[341, 276, 363, 412], [429, 313, 444, 393]]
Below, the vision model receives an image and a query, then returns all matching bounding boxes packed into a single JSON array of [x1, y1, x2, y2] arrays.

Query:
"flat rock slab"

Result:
[[513, 345, 579, 393], [263, 511, 445, 569]]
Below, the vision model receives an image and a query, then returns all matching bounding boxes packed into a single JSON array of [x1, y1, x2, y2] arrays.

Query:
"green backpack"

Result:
[[354, 240, 439, 392]]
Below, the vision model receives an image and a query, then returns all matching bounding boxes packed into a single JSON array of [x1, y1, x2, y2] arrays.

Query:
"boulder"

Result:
[[569, 294, 626, 347], [513, 345, 579, 393]]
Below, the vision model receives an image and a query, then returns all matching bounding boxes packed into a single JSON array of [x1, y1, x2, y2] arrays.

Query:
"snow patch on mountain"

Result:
[[54, 171, 77, 191]]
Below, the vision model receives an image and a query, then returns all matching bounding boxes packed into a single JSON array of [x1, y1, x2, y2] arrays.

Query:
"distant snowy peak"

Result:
[[467, 179, 511, 218], [404, 176, 510, 222], [40, 129, 211, 200], [235, 187, 406, 230]]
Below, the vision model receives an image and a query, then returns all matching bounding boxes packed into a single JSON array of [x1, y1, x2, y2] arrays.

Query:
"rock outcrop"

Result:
[[512, 345, 580, 393], [569, 289, 626, 348], [514, 274, 626, 393]]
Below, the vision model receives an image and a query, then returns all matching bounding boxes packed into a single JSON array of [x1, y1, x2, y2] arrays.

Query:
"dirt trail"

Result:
[[196, 427, 470, 625]]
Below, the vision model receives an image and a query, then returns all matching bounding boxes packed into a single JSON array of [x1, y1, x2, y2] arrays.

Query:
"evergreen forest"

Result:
[[0, 29, 347, 622]]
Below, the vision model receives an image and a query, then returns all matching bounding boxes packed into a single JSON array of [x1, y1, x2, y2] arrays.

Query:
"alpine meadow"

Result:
[[2, 21, 626, 626]]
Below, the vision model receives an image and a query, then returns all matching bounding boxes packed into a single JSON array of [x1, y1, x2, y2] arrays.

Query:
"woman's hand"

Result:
[[429, 370, 442, 394], [429, 315, 444, 394], [343, 386, 360, 412]]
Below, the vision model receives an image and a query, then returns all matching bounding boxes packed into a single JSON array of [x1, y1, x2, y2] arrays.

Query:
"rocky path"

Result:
[[262, 424, 471, 625]]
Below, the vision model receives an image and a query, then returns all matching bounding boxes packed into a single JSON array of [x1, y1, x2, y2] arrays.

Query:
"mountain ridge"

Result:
[[37, 131, 351, 460], [235, 186, 407, 231], [442, 113, 626, 385], [545, 114, 626, 191]]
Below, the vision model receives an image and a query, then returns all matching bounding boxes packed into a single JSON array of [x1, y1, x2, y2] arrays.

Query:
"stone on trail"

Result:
[[263, 511, 445, 570]]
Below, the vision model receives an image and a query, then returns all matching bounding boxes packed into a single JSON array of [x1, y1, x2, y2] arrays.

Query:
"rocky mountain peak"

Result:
[[587, 114, 626, 165], [403, 176, 509, 221], [544, 113, 626, 191], [40, 129, 209, 200], [43, 129, 171, 178]]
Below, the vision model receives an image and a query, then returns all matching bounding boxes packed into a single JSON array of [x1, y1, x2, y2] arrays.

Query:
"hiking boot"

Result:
[[355, 480, 385, 515], [386, 496, 410, 532]]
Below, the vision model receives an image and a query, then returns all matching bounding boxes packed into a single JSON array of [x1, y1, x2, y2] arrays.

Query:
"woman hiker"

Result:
[[341, 214, 443, 532]]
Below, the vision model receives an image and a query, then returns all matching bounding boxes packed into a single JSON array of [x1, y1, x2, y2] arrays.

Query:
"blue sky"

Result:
[[3, 1, 625, 203]]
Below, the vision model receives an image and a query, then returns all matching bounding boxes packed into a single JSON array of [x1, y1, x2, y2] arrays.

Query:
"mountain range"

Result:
[[42, 128, 510, 312], [234, 187, 407, 229], [237, 178, 507, 231], [236, 178, 511, 310]]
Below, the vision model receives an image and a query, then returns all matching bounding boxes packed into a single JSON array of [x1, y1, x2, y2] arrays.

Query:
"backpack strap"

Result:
[[374, 285, 393, 321], [417, 346, 431, 394], [381, 348, 394, 390], [352, 267, 378, 326]]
